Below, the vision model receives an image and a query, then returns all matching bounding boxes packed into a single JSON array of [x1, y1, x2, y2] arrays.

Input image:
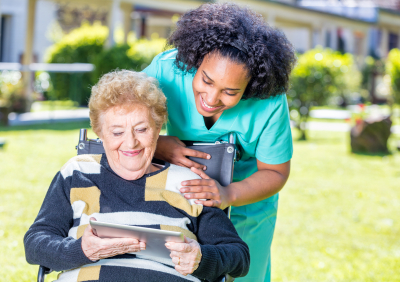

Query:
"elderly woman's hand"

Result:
[[81, 219, 146, 261], [155, 136, 211, 171], [166, 237, 202, 276]]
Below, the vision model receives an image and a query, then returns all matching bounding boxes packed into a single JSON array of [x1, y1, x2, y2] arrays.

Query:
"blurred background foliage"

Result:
[[387, 48, 400, 105], [45, 22, 108, 105], [288, 48, 360, 140], [45, 22, 166, 105], [0, 71, 27, 113]]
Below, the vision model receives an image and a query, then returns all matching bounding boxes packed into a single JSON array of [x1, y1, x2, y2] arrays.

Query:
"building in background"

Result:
[[299, 0, 400, 58], [1, 0, 400, 65]]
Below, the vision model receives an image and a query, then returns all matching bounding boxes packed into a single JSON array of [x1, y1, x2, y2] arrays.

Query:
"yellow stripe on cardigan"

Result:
[[76, 224, 88, 239], [70, 186, 101, 216], [145, 166, 203, 217], [77, 265, 101, 281], [145, 167, 170, 189], [61, 154, 102, 171], [145, 189, 203, 217]]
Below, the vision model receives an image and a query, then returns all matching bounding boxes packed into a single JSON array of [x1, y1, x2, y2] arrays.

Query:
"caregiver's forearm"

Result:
[[227, 160, 290, 207]]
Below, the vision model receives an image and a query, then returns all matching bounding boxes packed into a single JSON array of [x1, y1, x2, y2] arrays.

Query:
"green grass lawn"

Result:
[[0, 122, 399, 281], [272, 130, 400, 282]]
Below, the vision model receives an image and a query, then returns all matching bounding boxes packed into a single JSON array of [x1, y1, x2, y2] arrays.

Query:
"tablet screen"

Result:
[[90, 220, 184, 260]]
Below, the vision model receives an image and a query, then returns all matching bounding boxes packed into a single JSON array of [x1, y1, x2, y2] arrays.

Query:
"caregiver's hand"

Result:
[[81, 218, 146, 261], [155, 136, 211, 170], [166, 236, 202, 276], [180, 167, 231, 210]]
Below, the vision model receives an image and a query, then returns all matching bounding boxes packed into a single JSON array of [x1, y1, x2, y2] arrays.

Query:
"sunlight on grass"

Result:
[[272, 130, 400, 282], [0, 121, 91, 281], [0, 123, 399, 281]]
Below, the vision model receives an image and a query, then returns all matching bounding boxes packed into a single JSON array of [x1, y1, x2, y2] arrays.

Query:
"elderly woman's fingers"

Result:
[[139, 241, 146, 251], [171, 256, 181, 265], [167, 237, 202, 276], [165, 242, 192, 253], [82, 224, 144, 261], [92, 238, 142, 260], [175, 264, 196, 276]]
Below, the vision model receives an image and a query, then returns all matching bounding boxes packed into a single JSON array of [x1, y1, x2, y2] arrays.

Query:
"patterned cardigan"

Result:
[[24, 154, 250, 282]]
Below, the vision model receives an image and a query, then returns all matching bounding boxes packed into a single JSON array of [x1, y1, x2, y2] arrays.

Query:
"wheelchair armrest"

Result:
[[37, 265, 52, 282]]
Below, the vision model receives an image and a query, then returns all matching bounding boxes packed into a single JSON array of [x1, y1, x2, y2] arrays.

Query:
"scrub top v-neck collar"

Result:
[[185, 71, 240, 136]]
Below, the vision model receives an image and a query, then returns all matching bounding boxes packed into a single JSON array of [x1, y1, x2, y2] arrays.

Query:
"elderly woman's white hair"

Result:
[[89, 70, 167, 135]]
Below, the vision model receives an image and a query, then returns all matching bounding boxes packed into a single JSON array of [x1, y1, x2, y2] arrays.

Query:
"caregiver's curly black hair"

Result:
[[168, 3, 296, 99]]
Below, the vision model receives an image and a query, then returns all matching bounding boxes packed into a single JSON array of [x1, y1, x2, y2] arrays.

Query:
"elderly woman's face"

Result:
[[99, 104, 161, 180]]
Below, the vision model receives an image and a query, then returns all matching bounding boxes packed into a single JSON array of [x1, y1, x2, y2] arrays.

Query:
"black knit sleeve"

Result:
[[192, 207, 250, 281], [24, 172, 93, 271]]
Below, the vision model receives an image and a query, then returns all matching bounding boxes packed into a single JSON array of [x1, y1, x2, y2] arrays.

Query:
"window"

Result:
[[389, 32, 399, 51]]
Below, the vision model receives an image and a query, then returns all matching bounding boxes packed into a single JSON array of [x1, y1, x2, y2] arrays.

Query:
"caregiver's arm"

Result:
[[181, 160, 290, 210], [227, 160, 290, 207]]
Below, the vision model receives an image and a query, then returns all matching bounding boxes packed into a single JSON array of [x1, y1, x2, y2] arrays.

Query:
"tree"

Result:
[[289, 48, 359, 140], [386, 48, 400, 106]]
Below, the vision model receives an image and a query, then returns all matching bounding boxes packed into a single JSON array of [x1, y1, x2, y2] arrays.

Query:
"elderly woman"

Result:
[[24, 70, 250, 282]]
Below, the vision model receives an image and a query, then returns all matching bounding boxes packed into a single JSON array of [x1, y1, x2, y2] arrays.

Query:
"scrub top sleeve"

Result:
[[142, 52, 162, 79], [255, 94, 293, 165]]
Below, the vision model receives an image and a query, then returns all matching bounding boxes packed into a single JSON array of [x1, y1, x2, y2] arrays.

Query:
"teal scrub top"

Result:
[[143, 49, 293, 200]]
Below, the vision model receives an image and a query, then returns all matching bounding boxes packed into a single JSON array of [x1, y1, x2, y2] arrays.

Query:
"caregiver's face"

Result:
[[192, 53, 250, 121], [99, 104, 160, 180]]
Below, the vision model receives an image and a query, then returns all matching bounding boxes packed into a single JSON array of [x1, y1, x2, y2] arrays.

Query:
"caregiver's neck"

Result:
[[204, 114, 223, 130]]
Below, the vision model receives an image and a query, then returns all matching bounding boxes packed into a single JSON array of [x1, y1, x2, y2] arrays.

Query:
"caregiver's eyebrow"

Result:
[[202, 70, 214, 82], [202, 71, 241, 91]]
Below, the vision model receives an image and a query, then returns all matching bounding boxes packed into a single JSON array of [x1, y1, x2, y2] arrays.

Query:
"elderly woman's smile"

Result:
[[99, 104, 161, 180]]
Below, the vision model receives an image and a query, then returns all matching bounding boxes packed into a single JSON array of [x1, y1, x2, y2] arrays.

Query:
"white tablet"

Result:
[[90, 220, 184, 259]]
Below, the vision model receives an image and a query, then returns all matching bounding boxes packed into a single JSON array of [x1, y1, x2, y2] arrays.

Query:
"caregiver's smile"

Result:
[[192, 53, 250, 122]]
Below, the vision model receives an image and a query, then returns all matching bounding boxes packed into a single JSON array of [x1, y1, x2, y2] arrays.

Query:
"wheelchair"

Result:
[[37, 129, 239, 282]]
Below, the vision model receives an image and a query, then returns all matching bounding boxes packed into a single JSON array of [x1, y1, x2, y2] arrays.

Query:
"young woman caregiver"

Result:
[[143, 3, 296, 281]]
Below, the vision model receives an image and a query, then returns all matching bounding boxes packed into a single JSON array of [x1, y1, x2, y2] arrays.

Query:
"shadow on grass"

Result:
[[350, 150, 392, 157], [0, 120, 91, 132]]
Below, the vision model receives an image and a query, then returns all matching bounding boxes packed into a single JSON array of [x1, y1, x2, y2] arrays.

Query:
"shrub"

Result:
[[386, 48, 400, 105], [127, 36, 168, 71], [46, 23, 168, 105], [289, 48, 360, 140], [92, 44, 136, 82], [45, 22, 108, 105], [360, 56, 386, 104], [0, 71, 27, 112], [92, 37, 168, 85]]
